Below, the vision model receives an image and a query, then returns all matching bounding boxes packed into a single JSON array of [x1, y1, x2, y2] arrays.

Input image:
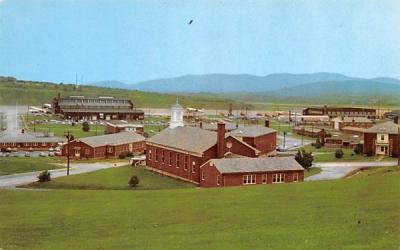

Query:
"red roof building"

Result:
[[199, 157, 304, 187]]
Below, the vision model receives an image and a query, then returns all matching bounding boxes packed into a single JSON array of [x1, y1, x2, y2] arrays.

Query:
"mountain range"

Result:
[[88, 73, 400, 96]]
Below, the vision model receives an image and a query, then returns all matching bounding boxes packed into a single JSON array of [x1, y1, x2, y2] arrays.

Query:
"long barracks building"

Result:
[[52, 94, 144, 121], [303, 106, 376, 119]]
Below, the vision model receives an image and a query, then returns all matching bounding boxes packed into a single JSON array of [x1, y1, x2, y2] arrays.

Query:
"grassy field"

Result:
[[347, 166, 400, 179], [297, 145, 393, 162], [27, 123, 106, 138], [28, 166, 195, 190], [0, 78, 247, 109], [0, 172, 399, 249], [304, 167, 322, 177], [0, 157, 63, 175]]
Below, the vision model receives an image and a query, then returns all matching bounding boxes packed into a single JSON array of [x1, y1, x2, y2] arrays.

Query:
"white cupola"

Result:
[[169, 97, 184, 129]]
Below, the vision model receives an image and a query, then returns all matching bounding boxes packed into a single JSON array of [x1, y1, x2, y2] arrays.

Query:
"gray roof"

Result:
[[332, 117, 372, 123], [0, 131, 65, 143], [61, 108, 143, 114], [229, 125, 276, 138], [201, 122, 240, 132], [77, 131, 145, 147], [106, 120, 143, 128], [147, 126, 217, 154], [364, 121, 400, 134], [209, 157, 304, 174]]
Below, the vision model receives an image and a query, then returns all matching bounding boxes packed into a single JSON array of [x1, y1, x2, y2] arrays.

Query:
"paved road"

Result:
[[0, 162, 127, 188], [277, 134, 313, 151], [305, 161, 399, 181]]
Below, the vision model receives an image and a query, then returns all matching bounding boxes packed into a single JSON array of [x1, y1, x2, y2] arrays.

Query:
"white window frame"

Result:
[[243, 175, 256, 185], [217, 175, 221, 186], [272, 173, 285, 183]]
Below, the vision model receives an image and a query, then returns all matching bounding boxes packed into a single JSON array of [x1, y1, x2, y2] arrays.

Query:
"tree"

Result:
[[37, 170, 51, 182], [295, 149, 313, 171], [353, 144, 363, 155], [335, 149, 344, 159], [82, 121, 90, 132], [129, 175, 140, 188]]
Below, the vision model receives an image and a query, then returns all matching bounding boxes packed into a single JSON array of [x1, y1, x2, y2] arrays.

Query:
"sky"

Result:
[[0, 0, 399, 84]]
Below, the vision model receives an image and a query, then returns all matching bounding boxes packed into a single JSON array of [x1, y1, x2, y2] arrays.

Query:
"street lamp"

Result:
[[64, 131, 74, 176]]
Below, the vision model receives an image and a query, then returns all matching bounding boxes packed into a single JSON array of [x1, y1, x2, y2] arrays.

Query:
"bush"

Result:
[[129, 175, 140, 188], [295, 149, 314, 171], [125, 152, 133, 157], [118, 153, 126, 159], [335, 149, 344, 159], [82, 121, 90, 132], [37, 170, 51, 182], [353, 144, 363, 155]]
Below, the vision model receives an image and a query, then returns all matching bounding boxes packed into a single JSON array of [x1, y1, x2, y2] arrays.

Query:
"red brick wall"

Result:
[[199, 165, 304, 187], [225, 137, 258, 157], [0, 142, 58, 151], [146, 145, 207, 183], [252, 133, 277, 155], [62, 141, 145, 159], [363, 133, 375, 155], [389, 134, 399, 157]]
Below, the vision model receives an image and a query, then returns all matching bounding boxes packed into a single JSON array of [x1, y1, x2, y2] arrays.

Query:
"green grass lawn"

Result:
[[347, 166, 400, 179], [26, 123, 106, 138], [304, 167, 322, 178], [298, 145, 393, 162], [0, 157, 63, 175], [0, 172, 399, 249], [29, 166, 195, 190]]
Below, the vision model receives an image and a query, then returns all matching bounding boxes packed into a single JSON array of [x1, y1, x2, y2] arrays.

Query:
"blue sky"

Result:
[[0, 0, 399, 84]]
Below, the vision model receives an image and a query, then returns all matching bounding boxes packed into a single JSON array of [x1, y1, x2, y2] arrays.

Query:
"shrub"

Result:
[[82, 121, 90, 132], [353, 143, 363, 155], [118, 153, 126, 159], [37, 170, 51, 182], [128, 175, 140, 188], [295, 149, 314, 170], [125, 152, 133, 157], [335, 149, 344, 159]]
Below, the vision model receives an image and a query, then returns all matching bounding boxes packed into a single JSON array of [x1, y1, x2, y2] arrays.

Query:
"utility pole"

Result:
[[64, 131, 73, 176], [283, 131, 287, 150]]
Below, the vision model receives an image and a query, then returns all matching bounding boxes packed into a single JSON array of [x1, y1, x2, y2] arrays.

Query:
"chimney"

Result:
[[394, 116, 399, 124], [217, 122, 226, 158], [265, 119, 270, 128]]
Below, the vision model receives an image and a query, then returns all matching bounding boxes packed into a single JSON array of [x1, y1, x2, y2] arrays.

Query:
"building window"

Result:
[[155, 149, 158, 162], [161, 150, 165, 163], [192, 161, 196, 173], [201, 171, 205, 180], [381, 135, 385, 141], [243, 175, 256, 185], [184, 155, 188, 171], [85, 149, 90, 155], [108, 147, 113, 153], [293, 172, 299, 182], [176, 154, 180, 168], [262, 174, 267, 184], [381, 146, 385, 152], [272, 173, 284, 183], [148, 149, 152, 161], [217, 175, 221, 186], [169, 151, 172, 166]]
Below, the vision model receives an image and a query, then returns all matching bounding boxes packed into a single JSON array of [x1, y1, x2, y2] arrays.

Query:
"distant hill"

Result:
[[268, 80, 400, 97], [88, 80, 132, 90], [128, 72, 362, 93], [87, 73, 400, 95]]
